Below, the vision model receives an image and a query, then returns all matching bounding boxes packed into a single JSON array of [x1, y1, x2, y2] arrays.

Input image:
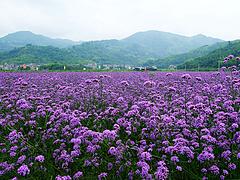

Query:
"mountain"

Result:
[[144, 41, 229, 68], [0, 44, 84, 65], [67, 31, 223, 65], [177, 40, 240, 69], [0, 42, 148, 65], [69, 40, 151, 65], [0, 31, 80, 52], [0, 30, 224, 65], [122, 31, 223, 58]]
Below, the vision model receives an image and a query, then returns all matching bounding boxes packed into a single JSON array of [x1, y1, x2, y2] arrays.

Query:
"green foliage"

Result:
[[124, 31, 223, 58], [0, 31, 223, 66], [69, 40, 149, 65], [178, 41, 240, 69], [0, 45, 83, 65], [144, 41, 229, 68], [39, 63, 65, 70], [0, 31, 78, 52], [39, 63, 86, 71]]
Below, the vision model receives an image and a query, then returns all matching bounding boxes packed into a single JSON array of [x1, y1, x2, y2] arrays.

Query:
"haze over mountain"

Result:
[[0, 30, 224, 65], [122, 31, 223, 57], [0, 31, 81, 52], [178, 40, 240, 69], [144, 41, 230, 68]]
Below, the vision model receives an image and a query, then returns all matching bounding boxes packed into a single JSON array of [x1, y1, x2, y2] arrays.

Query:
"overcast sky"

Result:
[[0, 0, 239, 41]]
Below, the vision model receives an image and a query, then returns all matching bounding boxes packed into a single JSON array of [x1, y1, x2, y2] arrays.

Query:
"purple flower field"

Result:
[[0, 67, 240, 179]]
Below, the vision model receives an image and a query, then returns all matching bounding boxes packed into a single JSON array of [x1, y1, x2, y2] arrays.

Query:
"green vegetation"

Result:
[[0, 31, 79, 52], [178, 40, 240, 69], [144, 41, 229, 68], [0, 30, 223, 66], [123, 31, 223, 57], [0, 44, 83, 65], [1, 30, 239, 71]]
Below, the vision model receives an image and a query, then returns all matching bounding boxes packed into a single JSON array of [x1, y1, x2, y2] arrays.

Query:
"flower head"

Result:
[[17, 164, 30, 176]]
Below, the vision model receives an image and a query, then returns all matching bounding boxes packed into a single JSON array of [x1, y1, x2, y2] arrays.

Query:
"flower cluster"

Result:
[[0, 57, 239, 179]]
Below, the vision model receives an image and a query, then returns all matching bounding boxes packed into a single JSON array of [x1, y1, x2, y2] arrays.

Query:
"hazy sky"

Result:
[[0, 0, 239, 41]]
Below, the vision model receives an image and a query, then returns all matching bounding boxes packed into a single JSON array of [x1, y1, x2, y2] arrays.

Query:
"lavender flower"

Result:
[[98, 172, 107, 180], [73, 171, 83, 179], [35, 155, 45, 163], [17, 164, 30, 176]]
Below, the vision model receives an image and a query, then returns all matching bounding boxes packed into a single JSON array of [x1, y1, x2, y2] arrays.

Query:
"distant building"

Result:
[[28, 64, 39, 71], [133, 66, 157, 71], [1, 63, 18, 70], [85, 63, 97, 69], [146, 66, 157, 71], [169, 65, 177, 70], [133, 67, 145, 71], [20, 64, 27, 69]]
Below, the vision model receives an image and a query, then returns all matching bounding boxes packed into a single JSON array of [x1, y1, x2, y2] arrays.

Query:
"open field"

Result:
[[0, 70, 240, 179]]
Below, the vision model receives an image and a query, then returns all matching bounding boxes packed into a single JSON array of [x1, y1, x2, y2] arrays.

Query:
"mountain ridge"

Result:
[[0, 30, 225, 65], [144, 41, 230, 68], [177, 40, 240, 69], [0, 31, 81, 52]]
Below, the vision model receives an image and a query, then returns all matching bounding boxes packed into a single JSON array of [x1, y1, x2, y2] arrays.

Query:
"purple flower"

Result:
[[237, 152, 240, 159], [140, 151, 152, 161], [98, 172, 107, 180], [10, 151, 16, 157], [181, 74, 192, 80], [120, 81, 129, 86], [73, 171, 83, 179], [107, 163, 113, 170], [108, 147, 117, 156], [228, 163, 236, 170], [221, 150, 231, 160], [55, 175, 72, 180], [168, 87, 176, 92], [143, 80, 156, 88], [16, 99, 30, 110], [209, 165, 219, 175], [176, 166, 182, 171], [170, 156, 179, 163], [223, 169, 228, 175], [35, 155, 45, 163], [70, 138, 82, 145], [220, 175, 225, 180], [1, 65, 240, 179], [200, 135, 216, 143], [17, 164, 30, 176], [201, 168, 207, 173], [196, 77, 202, 81], [17, 155, 26, 164], [154, 161, 169, 180], [228, 55, 234, 59]]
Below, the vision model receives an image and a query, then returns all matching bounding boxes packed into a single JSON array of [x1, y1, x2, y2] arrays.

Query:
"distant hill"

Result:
[[0, 42, 147, 65], [69, 40, 150, 65], [0, 31, 80, 52], [67, 31, 223, 64], [122, 31, 223, 57], [0, 30, 224, 65], [0, 44, 80, 65], [177, 40, 240, 69], [144, 41, 229, 68]]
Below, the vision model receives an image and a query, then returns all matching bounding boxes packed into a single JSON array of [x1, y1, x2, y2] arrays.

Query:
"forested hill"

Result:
[[0, 31, 80, 52], [177, 40, 240, 69], [0, 44, 84, 65], [122, 31, 223, 57], [144, 41, 229, 68], [0, 30, 223, 65]]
